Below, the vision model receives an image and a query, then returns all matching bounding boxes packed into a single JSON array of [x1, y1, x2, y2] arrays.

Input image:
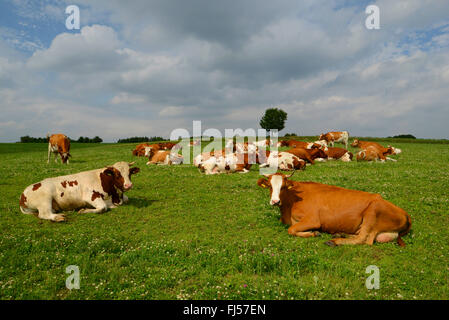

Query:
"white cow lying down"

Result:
[[19, 161, 140, 222]]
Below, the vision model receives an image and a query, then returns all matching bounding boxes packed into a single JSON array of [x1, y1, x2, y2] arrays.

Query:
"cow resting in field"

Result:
[[260, 151, 306, 171], [319, 131, 349, 148], [351, 139, 402, 156], [356, 146, 396, 162], [144, 147, 184, 165], [257, 172, 412, 246], [198, 152, 253, 175], [47, 133, 71, 164], [20, 161, 140, 222]]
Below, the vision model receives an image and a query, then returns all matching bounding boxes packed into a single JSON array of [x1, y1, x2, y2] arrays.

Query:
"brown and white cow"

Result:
[[20, 161, 140, 222], [356, 146, 396, 162], [47, 133, 71, 164], [319, 131, 349, 148], [277, 140, 309, 149], [144, 147, 184, 165], [323, 147, 353, 162], [259, 151, 306, 171], [132, 143, 156, 156], [198, 152, 253, 175], [257, 172, 412, 246], [285, 147, 327, 164], [351, 139, 402, 156]]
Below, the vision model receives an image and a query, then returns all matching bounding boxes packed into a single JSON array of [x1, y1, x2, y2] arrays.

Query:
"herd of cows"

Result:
[[19, 131, 411, 247]]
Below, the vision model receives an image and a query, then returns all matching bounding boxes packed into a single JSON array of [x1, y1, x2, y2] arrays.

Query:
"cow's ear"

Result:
[[130, 167, 140, 175], [286, 180, 295, 189], [257, 178, 270, 188], [103, 167, 115, 177]]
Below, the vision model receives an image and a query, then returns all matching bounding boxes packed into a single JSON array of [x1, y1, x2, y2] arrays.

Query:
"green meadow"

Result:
[[0, 139, 448, 299]]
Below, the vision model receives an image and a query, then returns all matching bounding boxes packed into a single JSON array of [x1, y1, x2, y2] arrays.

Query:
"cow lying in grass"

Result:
[[144, 147, 184, 165], [259, 151, 306, 171], [198, 152, 252, 175], [257, 172, 411, 246], [20, 162, 140, 222]]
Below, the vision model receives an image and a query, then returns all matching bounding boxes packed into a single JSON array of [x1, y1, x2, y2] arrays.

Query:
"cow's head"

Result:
[[318, 133, 326, 141], [102, 161, 140, 192], [60, 152, 71, 164], [388, 145, 402, 155], [310, 148, 327, 159], [257, 171, 295, 206], [351, 139, 360, 147], [144, 146, 155, 158], [277, 140, 288, 147]]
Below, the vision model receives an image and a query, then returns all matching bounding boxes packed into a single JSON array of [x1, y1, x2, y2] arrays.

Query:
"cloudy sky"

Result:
[[0, 0, 448, 142]]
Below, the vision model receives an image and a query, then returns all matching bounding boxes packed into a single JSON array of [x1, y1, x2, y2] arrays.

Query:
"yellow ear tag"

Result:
[[288, 185, 293, 189], [261, 184, 267, 188]]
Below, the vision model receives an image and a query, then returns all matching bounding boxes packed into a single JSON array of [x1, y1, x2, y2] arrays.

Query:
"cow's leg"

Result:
[[47, 143, 51, 164], [326, 202, 378, 246], [287, 216, 320, 237], [36, 201, 66, 222], [78, 198, 108, 214]]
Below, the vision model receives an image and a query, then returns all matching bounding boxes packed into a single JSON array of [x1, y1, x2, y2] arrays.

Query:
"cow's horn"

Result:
[[128, 161, 136, 166]]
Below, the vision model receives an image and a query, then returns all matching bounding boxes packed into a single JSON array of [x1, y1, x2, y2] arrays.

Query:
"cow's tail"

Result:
[[397, 214, 412, 247]]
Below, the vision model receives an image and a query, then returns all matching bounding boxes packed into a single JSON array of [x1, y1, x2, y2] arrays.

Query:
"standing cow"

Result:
[[47, 133, 71, 164], [318, 131, 349, 149], [20, 161, 140, 222]]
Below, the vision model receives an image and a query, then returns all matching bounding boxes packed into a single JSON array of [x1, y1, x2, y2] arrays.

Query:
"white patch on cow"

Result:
[[341, 152, 351, 162], [270, 175, 283, 205]]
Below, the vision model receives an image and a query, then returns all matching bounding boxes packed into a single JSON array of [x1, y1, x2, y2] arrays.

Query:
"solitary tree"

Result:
[[259, 107, 288, 135]]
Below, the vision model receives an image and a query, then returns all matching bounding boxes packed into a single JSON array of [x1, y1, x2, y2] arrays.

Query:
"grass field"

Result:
[[0, 140, 448, 300]]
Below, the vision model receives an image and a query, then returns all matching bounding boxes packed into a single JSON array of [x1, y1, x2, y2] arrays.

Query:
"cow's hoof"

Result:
[[53, 214, 66, 222], [325, 240, 337, 247]]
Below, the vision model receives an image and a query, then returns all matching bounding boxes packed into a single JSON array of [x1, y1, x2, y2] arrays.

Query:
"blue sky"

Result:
[[1, 0, 449, 142]]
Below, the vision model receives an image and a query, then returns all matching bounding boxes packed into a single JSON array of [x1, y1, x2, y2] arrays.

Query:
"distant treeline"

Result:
[[388, 134, 416, 139], [117, 136, 165, 143], [19, 135, 103, 143]]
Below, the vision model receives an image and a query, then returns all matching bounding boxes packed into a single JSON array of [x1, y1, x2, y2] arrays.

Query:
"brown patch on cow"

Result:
[[60, 192, 64, 197], [61, 181, 67, 188], [20, 193, 28, 208], [68, 180, 78, 187], [100, 168, 123, 205], [32, 183, 42, 191], [91, 190, 104, 201]]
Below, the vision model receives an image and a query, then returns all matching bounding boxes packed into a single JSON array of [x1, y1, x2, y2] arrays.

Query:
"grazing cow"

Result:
[[20, 162, 140, 222], [47, 133, 71, 164], [324, 147, 353, 162], [285, 147, 327, 164], [260, 152, 306, 171], [145, 147, 183, 165], [319, 131, 349, 148], [257, 172, 411, 246], [356, 146, 396, 162]]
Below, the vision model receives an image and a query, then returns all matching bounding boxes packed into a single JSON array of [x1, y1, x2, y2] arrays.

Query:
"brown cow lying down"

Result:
[[351, 139, 402, 155], [20, 162, 140, 222], [144, 147, 183, 165], [277, 140, 322, 149], [356, 146, 396, 162], [133, 143, 156, 156], [323, 147, 353, 162], [285, 147, 327, 164], [257, 172, 411, 246]]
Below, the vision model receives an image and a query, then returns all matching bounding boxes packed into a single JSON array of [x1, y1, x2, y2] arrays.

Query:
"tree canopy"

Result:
[[259, 108, 288, 133]]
